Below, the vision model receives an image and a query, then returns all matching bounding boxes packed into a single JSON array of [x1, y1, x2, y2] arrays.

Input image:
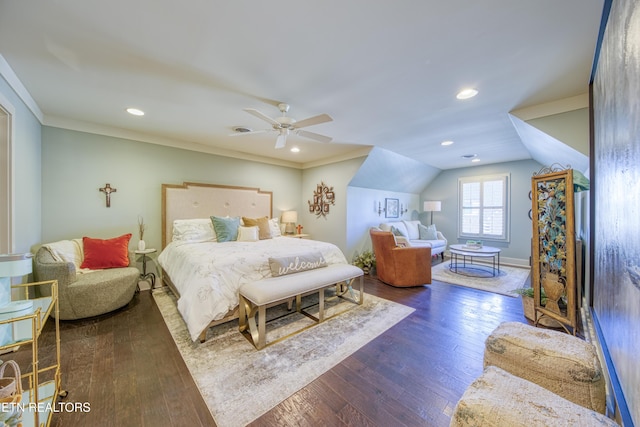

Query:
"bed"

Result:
[[158, 182, 349, 342]]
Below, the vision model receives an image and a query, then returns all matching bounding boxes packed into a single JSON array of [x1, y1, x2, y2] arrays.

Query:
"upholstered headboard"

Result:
[[162, 182, 273, 248]]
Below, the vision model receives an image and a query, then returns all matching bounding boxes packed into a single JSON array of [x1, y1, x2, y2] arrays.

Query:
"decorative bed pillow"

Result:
[[210, 216, 240, 242], [172, 218, 216, 242], [402, 220, 421, 240], [80, 233, 131, 269], [242, 216, 272, 240], [237, 226, 259, 242], [269, 252, 328, 277], [390, 226, 406, 237], [418, 223, 438, 240], [269, 217, 282, 237]]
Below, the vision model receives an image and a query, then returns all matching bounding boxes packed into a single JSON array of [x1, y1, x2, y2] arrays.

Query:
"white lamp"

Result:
[[282, 211, 298, 235], [0, 253, 34, 346], [423, 201, 442, 225]]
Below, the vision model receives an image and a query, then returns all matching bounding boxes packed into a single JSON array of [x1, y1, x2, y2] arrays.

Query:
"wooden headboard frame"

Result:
[[162, 182, 273, 249]]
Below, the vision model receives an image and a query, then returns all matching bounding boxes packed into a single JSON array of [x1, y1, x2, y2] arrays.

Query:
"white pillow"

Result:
[[237, 226, 259, 242], [172, 218, 216, 242], [402, 220, 421, 240], [269, 218, 282, 237]]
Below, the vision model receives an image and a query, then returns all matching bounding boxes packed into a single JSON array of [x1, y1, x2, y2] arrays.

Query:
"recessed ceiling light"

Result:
[[456, 88, 478, 100], [461, 154, 477, 159], [471, 158, 480, 163], [290, 146, 300, 153], [441, 140, 454, 146], [126, 108, 145, 116]]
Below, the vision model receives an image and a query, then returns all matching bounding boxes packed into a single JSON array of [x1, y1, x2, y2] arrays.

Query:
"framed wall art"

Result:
[[385, 198, 399, 218]]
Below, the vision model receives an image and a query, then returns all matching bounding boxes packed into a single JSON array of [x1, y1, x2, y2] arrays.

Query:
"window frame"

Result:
[[457, 173, 510, 242]]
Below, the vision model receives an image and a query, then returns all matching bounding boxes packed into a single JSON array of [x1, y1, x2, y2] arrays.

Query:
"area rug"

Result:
[[431, 261, 530, 296], [153, 288, 414, 427]]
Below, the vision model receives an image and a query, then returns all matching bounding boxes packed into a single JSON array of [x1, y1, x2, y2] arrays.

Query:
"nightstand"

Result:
[[134, 248, 157, 290], [284, 234, 310, 239]]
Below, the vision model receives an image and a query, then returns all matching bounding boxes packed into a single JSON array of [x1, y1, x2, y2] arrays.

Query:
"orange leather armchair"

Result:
[[370, 229, 432, 287]]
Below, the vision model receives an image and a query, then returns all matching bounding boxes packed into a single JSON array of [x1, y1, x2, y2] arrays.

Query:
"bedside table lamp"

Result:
[[282, 211, 298, 235]]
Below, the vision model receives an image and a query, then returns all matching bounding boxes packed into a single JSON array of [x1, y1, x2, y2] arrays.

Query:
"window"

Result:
[[458, 174, 509, 241]]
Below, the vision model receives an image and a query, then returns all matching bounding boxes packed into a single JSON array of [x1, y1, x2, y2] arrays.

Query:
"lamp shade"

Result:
[[423, 201, 442, 212], [282, 211, 298, 223], [0, 253, 33, 277]]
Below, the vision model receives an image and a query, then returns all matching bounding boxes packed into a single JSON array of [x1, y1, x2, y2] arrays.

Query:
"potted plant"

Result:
[[352, 250, 376, 275], [137, 215, 146, 250], [511, 287, 561, 327]]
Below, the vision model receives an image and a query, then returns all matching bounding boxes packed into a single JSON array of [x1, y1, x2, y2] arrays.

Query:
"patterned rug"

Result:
[[152, 288, 414, 427], [431, 261, 530, 297]]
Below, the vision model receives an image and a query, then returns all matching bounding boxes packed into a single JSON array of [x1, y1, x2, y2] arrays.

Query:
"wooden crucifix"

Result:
[[99, 183, 117, 207]]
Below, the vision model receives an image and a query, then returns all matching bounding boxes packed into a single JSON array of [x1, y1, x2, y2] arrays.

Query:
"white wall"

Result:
[[0, 74, 41, 255], [41, 126, 302, 252], [301, 157, 365, 256]]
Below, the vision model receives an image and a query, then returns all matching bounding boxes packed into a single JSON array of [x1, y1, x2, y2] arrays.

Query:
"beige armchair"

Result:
[[370, 229, 432, 287], [33, 244, 139, 320]]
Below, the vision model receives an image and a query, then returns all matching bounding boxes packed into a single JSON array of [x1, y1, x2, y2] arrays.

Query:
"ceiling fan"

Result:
[[233, 103, 333, 149]]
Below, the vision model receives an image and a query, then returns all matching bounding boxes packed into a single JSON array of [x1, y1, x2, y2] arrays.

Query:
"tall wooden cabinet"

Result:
[[0, 280, 64, 427]]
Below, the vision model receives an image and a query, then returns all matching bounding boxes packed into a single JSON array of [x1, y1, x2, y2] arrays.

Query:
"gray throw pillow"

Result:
[[391, 226, 406, 237], [418, 223, 438, 240]]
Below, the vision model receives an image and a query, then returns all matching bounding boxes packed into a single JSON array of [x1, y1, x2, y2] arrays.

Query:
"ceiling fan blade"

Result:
[[228, 129, 269, 136], [243, 108, 280, 126], [275, 133, 287, 149], [297, 129, 333, 143], [292, 113, 333, 129]]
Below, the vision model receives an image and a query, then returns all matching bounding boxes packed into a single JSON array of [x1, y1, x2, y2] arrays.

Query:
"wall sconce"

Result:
[[423, 201, 442, 225], [400, 204, 408, 215], [282, 210, 298, 235], [377, 202, 385, 216]]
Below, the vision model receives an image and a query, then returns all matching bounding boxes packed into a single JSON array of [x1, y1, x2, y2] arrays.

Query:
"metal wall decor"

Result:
[[99, 183, 117, 207], [308, 181, 335, 218], [531, 164, 577, 335]]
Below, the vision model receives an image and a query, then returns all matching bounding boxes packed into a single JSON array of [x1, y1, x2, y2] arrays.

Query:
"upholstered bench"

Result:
[[238, 263, 363, 349], [450, 366, 618, 427], [484, 321, 606, 413]]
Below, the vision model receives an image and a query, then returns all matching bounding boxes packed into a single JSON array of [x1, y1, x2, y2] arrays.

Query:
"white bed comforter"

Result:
[[158, 237, 348, 341]]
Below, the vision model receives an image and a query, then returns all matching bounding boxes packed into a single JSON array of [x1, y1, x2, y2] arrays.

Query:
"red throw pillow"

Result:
[[80, 234, 132, 269]]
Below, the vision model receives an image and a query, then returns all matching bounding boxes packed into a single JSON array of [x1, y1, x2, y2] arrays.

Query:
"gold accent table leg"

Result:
[[257, 305, 266, 349]]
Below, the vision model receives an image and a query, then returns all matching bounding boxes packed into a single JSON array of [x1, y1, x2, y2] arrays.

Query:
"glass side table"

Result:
[[134, 248, 157, 290]]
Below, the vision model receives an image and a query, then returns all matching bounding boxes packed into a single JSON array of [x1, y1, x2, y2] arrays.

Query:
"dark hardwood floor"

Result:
[[13, 263, 528, 427]]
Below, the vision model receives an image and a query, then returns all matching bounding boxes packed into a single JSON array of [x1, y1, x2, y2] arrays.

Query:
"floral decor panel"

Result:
[[531, 167, 576, 334]]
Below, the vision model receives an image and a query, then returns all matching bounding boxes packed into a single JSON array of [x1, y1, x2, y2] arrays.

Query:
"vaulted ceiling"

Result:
[[0, 1, 604, 169]]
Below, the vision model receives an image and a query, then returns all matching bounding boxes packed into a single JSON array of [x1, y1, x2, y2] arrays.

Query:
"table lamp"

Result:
[[0, 253, 34, 347], [0, 253, 34, 313], [282, 211, 298, 235]]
